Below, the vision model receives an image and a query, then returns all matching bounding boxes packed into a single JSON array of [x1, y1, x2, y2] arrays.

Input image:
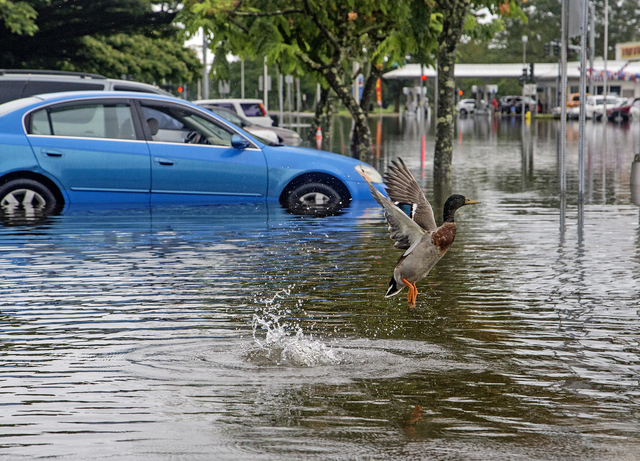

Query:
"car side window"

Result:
[[140, 103, 236, 147], [27, 103, 136, 140]]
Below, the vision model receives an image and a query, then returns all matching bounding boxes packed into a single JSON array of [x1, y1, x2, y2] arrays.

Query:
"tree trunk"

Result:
[[322, 66, 372, 161], [309, 86, 330, 146], [433, 0, 472, 185]]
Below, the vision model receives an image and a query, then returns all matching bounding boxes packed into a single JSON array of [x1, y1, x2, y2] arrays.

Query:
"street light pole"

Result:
[[522, 35, 528, 132]]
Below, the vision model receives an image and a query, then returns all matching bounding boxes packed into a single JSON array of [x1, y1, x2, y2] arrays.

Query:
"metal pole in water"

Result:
[[560, 0, 568, 195], [578, 0, 589, 202]]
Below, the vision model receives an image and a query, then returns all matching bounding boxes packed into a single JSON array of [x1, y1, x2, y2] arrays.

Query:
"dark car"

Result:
[[606, 97, 640, 123], [0, 69, 168, 105], [500, 95, 537, 114]]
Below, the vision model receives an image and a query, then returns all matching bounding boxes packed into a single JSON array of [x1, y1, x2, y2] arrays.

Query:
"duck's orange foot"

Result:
[[402, 278, 418, 308]]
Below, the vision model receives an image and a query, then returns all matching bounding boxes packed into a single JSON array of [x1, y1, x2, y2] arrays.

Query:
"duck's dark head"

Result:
[[443, 194, 480, 223]]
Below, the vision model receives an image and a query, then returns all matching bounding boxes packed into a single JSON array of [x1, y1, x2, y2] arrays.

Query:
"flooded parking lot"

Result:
[[1, 115, 640, 459]]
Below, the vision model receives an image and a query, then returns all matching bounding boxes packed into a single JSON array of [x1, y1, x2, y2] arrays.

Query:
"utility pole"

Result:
[[202, 31, 209, 99], [263, 57, 268, 111], [522, 35, 528, 130], [241, 60, 245, 99], [578, 0, 589, 202]]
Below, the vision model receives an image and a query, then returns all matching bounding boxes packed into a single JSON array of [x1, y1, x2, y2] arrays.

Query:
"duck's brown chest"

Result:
[[431, 222, 457, 254]]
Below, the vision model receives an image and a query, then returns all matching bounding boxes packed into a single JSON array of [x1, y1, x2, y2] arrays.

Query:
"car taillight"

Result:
[[258, 103, 267, 116]]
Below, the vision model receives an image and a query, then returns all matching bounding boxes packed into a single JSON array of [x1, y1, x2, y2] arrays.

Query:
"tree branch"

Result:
[[234, 9, 305, 17]]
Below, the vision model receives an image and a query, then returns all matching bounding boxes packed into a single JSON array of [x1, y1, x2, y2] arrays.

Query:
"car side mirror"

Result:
[[231, 134, 250, 149]]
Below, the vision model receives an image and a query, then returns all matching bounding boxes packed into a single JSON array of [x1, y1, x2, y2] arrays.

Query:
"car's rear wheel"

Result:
[[459, 109, 468, 116], [285, 182, 345, 216], [0, 179, 59, 218], [610, 111, 628, 123]]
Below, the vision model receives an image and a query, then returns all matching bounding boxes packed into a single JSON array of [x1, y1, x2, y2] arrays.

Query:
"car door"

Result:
[[136, 100, 268, 203], [26, 99, 151, 203]]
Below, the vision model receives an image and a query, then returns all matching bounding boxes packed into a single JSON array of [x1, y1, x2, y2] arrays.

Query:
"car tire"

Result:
[[459, 109, 468, 116], [0, 179, 59, 216], [285, 182, 345, 216], [610, 111, 628, 123]]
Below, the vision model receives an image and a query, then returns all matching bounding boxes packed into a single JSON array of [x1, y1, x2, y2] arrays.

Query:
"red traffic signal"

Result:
[[421, 75, 427, 81], [178, 86, 183, 93]]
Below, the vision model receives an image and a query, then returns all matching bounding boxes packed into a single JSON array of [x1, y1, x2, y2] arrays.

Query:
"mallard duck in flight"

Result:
[[363, 158, 479, 308]]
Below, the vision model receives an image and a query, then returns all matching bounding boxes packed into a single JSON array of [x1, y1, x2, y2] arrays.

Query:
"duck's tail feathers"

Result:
[[385, 276, 403, 297]]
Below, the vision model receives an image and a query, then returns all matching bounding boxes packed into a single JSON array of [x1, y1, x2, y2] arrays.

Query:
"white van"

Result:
[[194, 98, 273, 127]]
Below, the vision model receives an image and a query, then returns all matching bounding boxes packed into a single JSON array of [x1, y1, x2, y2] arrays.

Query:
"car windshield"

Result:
[[205, 106, 245, 126], [0, 96, 43, 118]]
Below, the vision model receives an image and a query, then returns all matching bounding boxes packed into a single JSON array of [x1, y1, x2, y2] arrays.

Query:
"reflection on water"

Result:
[[1, 117, 640, 460]]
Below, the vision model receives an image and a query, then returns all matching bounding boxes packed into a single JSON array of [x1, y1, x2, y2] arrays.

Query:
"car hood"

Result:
[[261, 144, 375, 181]]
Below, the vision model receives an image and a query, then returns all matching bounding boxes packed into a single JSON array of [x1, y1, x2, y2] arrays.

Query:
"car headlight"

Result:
[[355, 164, 384, 184]]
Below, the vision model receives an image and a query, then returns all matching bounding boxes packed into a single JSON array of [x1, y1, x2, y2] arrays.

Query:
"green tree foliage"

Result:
[[0, 0, 41, 35], [0, 0, 201, 85], [179, 0, 442, 161]]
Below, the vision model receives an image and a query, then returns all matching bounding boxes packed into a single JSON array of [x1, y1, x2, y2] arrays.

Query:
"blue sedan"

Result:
[[0, 91, 385, 217]]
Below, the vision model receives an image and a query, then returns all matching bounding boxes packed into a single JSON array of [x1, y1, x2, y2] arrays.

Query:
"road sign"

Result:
[[523, 84, 537, 96], [218, 80, 230, 95]]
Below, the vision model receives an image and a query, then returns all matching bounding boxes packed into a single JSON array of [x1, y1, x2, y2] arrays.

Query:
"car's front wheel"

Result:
[[285, 182, 345, 216], [0, 179, 59, 217], [459, 109, 468, 116]]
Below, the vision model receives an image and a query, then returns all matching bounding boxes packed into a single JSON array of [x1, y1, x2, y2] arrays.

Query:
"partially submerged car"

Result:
[[0, 91, 384, 219], [605, 97, 640, 123]]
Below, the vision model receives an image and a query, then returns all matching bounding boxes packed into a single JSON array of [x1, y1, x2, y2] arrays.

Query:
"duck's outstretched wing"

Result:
[[366, 181, 425, 254], [384, 158, 437, 233]]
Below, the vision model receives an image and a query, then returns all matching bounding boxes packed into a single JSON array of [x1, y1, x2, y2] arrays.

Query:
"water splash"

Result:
[[248, 287, 340, 367]]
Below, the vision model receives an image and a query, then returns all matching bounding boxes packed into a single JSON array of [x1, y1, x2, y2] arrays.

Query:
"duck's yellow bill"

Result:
[[464, 198, 481, 205]]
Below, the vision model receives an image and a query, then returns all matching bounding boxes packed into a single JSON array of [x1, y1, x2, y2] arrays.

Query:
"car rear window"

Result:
[[212, 103, 237, 114], [0, 81, 27, 105], [240, 103, 266, 117]]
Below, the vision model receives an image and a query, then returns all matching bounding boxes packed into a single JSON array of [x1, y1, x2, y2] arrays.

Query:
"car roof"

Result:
[[31, 90, 184, 103], [195, 98, 264, 104]]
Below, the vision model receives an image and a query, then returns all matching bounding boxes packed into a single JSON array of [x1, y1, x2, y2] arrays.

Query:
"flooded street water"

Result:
[[2, 115, 640, 460]]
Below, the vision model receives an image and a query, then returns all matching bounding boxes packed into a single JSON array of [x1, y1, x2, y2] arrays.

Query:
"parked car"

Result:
[[0, 92, 384, 218], [456, 98, 476, 115], [194, 98, 273, 127], [606, 97, 640, 123], [500, 95, 536, 114], [585, 95, 623, 120], [0, 69, 168, 105], [566, 92, 587, 108], [198, 105, 302, 146]]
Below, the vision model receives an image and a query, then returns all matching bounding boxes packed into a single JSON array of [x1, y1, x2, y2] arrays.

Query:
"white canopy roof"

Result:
[[382, 59, 640, 82]]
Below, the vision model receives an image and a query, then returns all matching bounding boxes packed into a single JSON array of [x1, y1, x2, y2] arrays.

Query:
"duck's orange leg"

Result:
[[402, 278, 418, 308]]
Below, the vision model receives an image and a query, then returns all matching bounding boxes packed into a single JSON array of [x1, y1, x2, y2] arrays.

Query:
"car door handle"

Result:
[[154, 157, 175, 166], [42, 149, 63, 157]]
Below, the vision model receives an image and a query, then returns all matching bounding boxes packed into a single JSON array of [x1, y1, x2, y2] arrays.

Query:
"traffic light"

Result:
[[544, 42, 550, 56], [421, 74, 427, 82], [553, 42, 560, 56], [458, 89, 463, 97], [520, 68, 527, 86], [528, 63, 535, 82]]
